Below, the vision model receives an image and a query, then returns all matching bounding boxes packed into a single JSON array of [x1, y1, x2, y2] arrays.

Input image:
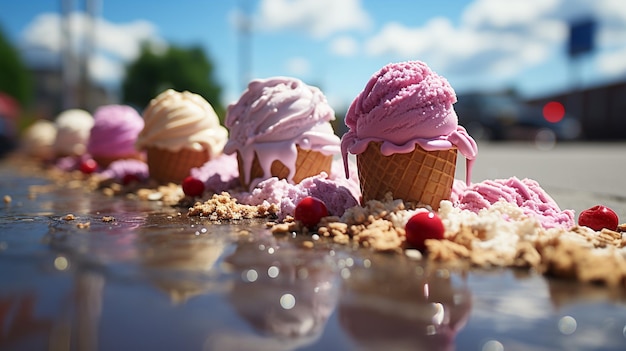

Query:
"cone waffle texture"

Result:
[[357, 141, 457, 210], [237, 146, 332, 188], [147, 146, 210, 184]]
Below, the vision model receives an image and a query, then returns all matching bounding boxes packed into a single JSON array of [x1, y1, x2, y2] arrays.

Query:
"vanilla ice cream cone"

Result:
[[147, 147, 210, 184], [357, 141, 457, 209], [136, 89, 228, 184]]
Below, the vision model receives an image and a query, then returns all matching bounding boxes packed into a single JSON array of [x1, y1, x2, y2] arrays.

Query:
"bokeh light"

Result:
[[558, 315, 577, 335], [279, 293, 296, 310], [543, 101, 565, 123]]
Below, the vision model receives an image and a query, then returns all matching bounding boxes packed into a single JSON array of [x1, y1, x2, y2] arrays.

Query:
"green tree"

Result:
[[0, 25, 32, 106], [122, 43, 224, 119]]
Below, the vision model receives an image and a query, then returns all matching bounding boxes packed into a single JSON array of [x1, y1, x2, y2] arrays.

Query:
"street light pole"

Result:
[[61, 0, 78, 110], [237, 0, 252, 93]]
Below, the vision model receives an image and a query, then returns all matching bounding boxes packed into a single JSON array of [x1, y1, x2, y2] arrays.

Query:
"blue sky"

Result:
[[1, 0, 625, 112]]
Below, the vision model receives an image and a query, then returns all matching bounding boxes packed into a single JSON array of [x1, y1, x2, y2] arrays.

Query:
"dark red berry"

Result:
[[294, 196, 329, 228], [578, 205, 619, 231], [182, 176, 205, 197], [405, 211, 445, 251], [79, 159, 98, 174], [122, 173, 141, 185]]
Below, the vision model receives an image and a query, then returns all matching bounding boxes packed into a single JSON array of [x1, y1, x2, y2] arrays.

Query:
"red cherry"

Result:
[[79, 159, 98, 174], [182, 176, 205, 197], [405, 211, 445, 251], [122, 173, 141, 185], [578, 205, 619, 231], [294, 196, 329, 228]]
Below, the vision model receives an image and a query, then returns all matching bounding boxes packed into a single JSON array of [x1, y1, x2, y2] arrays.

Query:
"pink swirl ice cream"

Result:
[[451, 177, 575, 229], [341, 61, 478, 182], [224, 77, 340, 188], [87, 105, 144, 166]]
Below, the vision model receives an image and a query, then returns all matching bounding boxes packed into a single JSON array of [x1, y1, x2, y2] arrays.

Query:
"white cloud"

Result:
[[94, 18, 159, 61], [285, 57, 311, 76], [329, 36, 359, 57], [256, 0, 371, 39], [22, 13, 63, 53], [461, 0, 560, 29], [362, 0, 626, 85], [596, 47, 626, 76], [21, 12, 164, 85], [88, 54, 124, 85]]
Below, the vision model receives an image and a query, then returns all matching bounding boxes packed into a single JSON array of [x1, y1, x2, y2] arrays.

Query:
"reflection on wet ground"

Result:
[[1, 162, 626, 350]]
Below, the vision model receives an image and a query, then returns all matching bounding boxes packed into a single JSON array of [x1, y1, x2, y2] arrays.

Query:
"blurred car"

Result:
[[454, 93, 581, 142], [0, 93, 19, 157], [0, 117, 16, 157]]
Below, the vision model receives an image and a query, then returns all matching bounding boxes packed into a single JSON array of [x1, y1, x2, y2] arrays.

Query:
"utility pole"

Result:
[[82, 0, 100, 111], [566, 18, 595, 137], [237, 0, 252, 93], [60, 0, 99, 111], [61, 0, 78, 110]]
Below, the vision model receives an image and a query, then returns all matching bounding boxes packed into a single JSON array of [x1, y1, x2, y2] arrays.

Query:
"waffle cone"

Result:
[[237, 146, 332, 188], [357, 141, 457, 209], [146, 147, 210, 184]]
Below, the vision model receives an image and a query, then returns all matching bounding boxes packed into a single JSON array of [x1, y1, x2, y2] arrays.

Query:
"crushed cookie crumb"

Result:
[[271, 222, 295, 235], [102, 188, 115, 197], [188, 192, 279, 221], [3, 195, 11, 203], [63, 214, 76, 221], [272, 197, 626, 287], [102, 216, 115, 222], [76, 222, 91, 229]]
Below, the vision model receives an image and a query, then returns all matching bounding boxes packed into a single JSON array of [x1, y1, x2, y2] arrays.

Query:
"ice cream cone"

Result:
[[147, 146, 210, 184], [237, 145, 333, 188], [357, 141, 457, 209]]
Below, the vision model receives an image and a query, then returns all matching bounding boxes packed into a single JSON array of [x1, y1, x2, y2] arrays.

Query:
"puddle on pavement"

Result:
[[2, 164, 626, 350]]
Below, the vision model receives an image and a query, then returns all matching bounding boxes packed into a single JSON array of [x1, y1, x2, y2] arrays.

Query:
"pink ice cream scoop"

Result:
[[224, 77, 340, 188], [87, 105, 144, 162], [451, 177, 575, 229], [341, 61, 478, 181]]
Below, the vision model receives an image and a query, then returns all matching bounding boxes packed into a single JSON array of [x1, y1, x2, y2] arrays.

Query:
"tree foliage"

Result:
[[0, 25, 32, 106], [122, 43, 224, 118]]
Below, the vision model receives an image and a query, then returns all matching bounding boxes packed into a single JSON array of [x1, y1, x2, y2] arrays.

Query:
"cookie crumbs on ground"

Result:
[[102, 216, 115, 222], [136, 183, 184, 206], [3, 195, 11, 203], [63, 214, 76, 221], [188, 192, 279, 221], [274, 196, 626, 287], [314, 195, 409, 253], [76, 222, 91, 229]]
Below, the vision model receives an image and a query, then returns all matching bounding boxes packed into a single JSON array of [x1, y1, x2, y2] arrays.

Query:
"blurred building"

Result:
[[29, 65, 114, 120], [527, 80, 626, 140]]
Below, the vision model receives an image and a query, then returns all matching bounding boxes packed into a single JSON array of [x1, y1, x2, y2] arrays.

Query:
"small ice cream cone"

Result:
[[147, 147, 210, 184], [357, 141, 457, 209], [237, 145, 332, 188]]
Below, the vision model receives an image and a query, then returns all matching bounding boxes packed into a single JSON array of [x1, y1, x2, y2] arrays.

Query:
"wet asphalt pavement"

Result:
[[1, 141, 626, 351]]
